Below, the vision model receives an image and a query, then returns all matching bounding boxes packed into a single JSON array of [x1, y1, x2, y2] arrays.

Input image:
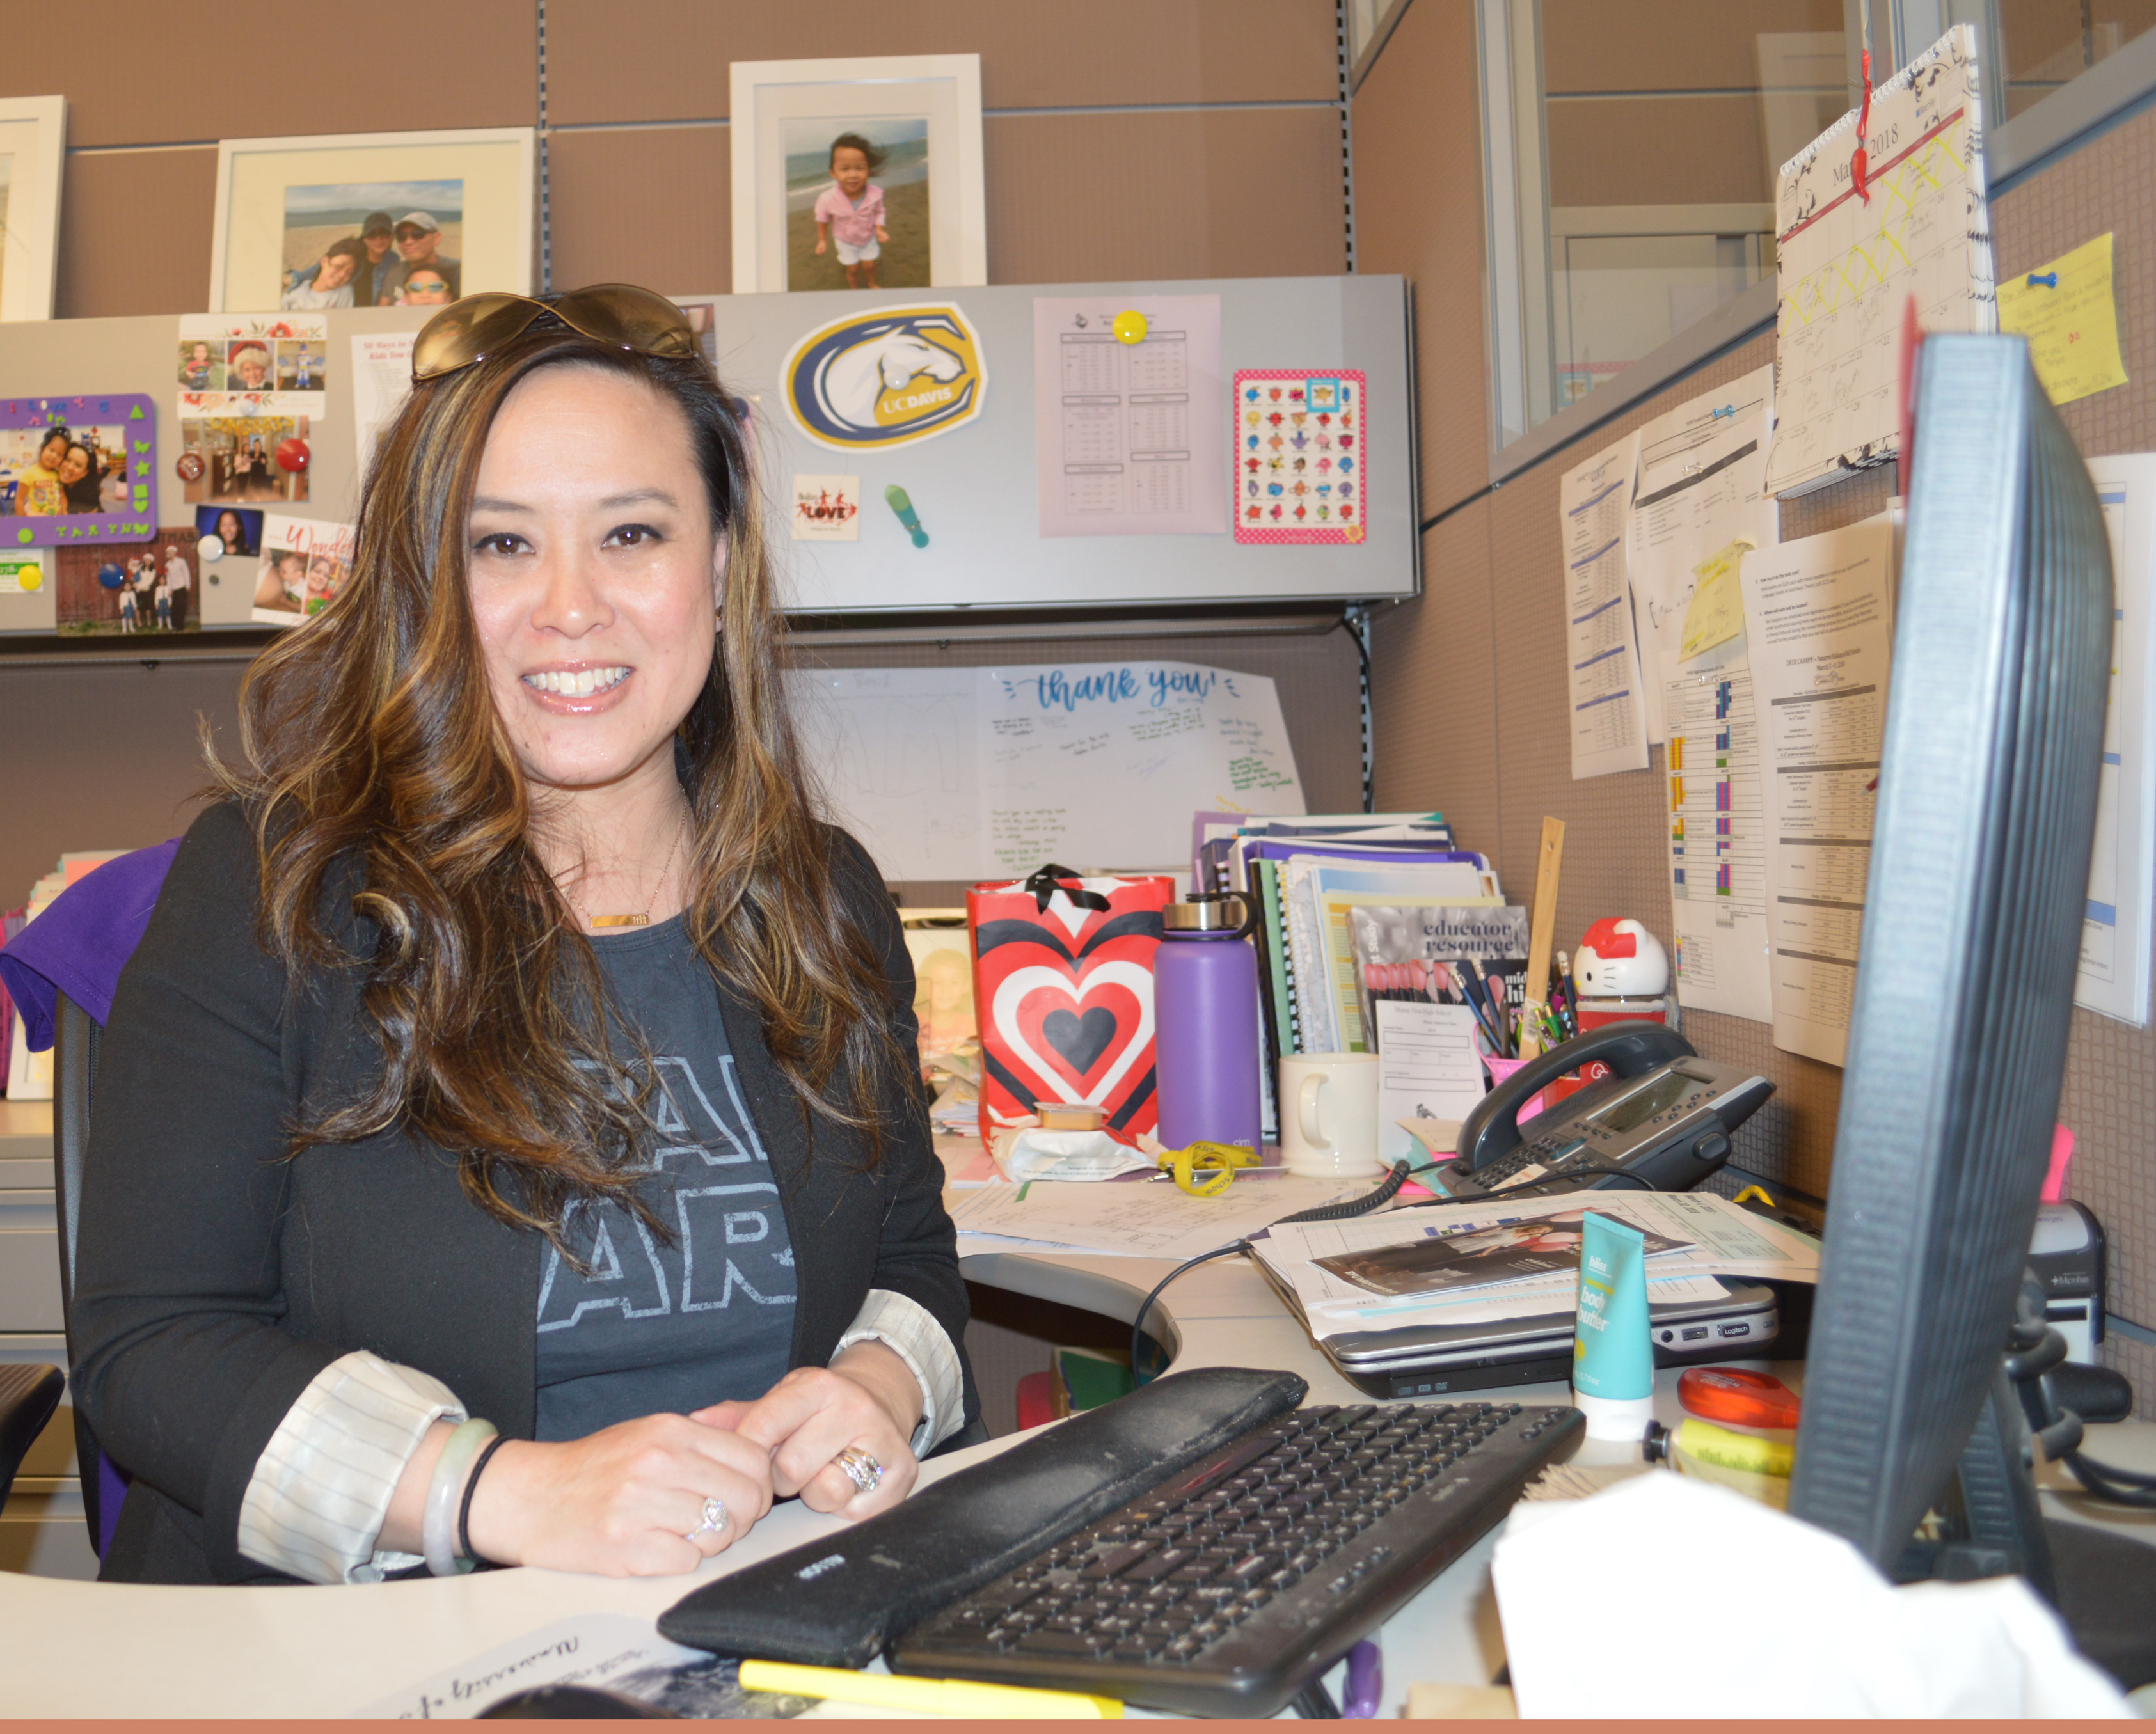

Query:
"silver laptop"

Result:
[[1253, 1257, 1780, 1400]]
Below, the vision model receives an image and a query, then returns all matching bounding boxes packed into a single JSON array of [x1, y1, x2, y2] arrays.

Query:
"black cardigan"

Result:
[[70, 801, 974, 1584]]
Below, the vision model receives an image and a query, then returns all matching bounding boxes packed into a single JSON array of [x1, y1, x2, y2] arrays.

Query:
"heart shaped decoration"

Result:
[[990, 961, 1157, 1115], [1042, 1006, 1117, 1073]]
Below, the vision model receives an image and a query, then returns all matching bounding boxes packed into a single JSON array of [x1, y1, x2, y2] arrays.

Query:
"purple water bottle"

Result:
[[1153, 893, 1264, 1154]]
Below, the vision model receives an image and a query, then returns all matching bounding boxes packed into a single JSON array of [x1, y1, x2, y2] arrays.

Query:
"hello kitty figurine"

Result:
[[1574, 917, 1679, 1034]]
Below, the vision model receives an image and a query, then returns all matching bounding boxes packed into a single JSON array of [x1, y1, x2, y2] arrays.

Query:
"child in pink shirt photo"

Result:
[[813, 132, 891, 289]]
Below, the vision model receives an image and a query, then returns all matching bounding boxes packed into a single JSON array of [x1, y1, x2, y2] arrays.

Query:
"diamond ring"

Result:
[[833, 1446, 884, 1499], [685, 1494, 729, 1542]]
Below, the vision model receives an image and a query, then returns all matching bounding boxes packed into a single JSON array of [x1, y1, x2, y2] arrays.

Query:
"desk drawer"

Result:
[[0, 1200, 63, 1333]]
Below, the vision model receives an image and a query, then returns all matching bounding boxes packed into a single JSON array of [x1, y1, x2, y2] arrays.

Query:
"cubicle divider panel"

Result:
[[1367, 495, 1500, 861], [1348, 0, 1492, 523], [0, 661, 245, 915], [1989, 107, 2156, 1346], [0, 275, 1414, 634], [1372, 98, 2156, 1410], [23, 1, 1350, 319], [1375, 327, 1859, 1203]]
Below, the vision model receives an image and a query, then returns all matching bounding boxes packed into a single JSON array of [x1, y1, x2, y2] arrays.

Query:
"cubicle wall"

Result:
[[4, 0, 1348, 319], [1360, 16, 2156, 1412]]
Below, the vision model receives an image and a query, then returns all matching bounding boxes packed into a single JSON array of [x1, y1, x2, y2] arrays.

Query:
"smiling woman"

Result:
[[67, 287, 976, 1588]]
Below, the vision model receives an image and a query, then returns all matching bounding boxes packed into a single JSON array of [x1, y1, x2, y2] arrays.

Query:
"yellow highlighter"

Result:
[[740, 1659, 1123, 1719]]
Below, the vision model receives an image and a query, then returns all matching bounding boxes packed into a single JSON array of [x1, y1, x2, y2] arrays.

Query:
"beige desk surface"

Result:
[[0, 1149, 2148, 1718]]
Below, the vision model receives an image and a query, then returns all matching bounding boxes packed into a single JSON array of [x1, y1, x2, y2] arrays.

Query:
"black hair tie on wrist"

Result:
[[458, 1432, 511, 1565]]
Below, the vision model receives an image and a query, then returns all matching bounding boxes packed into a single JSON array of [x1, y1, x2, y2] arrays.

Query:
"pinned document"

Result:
[[1561, 433, 1649, 778], [2075, 455, 2156, 1027], [1997, 233, 2130, 407], [1679, 540, 1753, 663], [1740, 517, 1898, 1064]]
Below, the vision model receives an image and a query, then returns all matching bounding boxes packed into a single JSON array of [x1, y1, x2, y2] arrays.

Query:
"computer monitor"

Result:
[[1786, 335, 2113, 1572]]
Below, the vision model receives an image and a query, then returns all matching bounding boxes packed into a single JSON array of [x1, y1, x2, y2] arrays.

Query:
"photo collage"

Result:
[[178, 314, 328, 508]]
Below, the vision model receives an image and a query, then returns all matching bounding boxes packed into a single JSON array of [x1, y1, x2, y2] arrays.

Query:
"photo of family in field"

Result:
[[784, 117, 929, 292], [281, 180, 463, 309], [3, 421, 135, 517], [54, 529, 200, 635], [178, 415, 312, 506]]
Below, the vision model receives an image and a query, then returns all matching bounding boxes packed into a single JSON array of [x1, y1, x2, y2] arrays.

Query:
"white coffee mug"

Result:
[[1278, 1053, 1384, 1178]]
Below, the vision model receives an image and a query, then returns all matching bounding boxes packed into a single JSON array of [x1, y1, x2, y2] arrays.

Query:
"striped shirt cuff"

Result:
[[834, 1288, 965, 1456], [236, 1350, 466, 1585]]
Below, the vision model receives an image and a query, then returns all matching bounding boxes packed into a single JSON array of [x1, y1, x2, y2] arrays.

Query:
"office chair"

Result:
[[52, 990, 130, 1557], [0, 1362, 64, 1511]]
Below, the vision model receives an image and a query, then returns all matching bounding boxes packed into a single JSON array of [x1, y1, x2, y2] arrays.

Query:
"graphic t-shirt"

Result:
[[13, 464, 64, 516], [534, 917, 797, 1440]]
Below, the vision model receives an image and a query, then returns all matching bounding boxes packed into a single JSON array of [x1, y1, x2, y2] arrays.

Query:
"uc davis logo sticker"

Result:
[[782, 304, 988, 452]]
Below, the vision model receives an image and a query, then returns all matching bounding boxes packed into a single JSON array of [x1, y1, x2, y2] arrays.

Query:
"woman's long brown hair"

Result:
[[215, 318, 900, 1245]]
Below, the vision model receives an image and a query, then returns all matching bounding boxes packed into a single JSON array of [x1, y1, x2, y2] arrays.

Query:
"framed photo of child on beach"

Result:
[[207, 128, 535, 313], [729, 56, 985, 295]]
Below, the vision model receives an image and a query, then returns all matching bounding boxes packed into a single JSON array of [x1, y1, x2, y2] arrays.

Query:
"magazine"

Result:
[[1341, 902, 1529, 1055], [1312, 1206, 1693, 1300]]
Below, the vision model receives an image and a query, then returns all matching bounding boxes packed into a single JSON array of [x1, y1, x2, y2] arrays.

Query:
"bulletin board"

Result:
[[0, 274, 1415, 636]]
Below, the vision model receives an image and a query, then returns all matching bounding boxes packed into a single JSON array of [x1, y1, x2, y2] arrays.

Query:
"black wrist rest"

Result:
[[657, 1366, 1308, 1668]]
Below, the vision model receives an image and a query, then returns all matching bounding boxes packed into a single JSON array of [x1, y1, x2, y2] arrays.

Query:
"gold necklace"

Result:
[[585, 808, 690, 930]]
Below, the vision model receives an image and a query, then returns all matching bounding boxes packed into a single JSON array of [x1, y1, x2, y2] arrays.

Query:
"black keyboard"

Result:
[[890, 1398, 1583, 1717]]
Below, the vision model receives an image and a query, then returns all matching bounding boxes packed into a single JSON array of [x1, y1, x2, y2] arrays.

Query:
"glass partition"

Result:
[[1482, 0, 1848, 446], [1999, 0, 2156, 116]]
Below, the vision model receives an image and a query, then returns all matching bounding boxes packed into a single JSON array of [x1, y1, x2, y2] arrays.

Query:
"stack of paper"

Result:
[[1250, 1190, 1819, 1343], [948, 1173, 1377, 1263]]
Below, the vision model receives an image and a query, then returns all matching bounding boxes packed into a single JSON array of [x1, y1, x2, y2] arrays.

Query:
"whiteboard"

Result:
[[0, 274, 1414, 635]]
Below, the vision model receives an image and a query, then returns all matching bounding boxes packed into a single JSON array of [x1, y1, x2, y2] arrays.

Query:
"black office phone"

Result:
[[1439, 1021, 1773, 1201]]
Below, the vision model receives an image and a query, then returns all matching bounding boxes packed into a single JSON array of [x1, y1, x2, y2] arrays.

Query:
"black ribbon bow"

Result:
[[1020, 863, 1112, 914]]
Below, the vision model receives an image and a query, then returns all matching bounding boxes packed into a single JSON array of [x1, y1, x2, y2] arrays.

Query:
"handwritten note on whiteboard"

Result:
[[982, 661, 1304, 874], [791, 661, 1305, 881]]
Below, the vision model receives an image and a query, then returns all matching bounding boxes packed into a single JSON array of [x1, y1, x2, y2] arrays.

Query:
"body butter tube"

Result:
[[1573, 1211, 1654, 1440]]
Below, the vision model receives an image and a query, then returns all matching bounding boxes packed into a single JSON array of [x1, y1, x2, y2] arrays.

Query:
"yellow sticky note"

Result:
[[1678, 538, 1754, 662], [1997, 232, 2130, 407]]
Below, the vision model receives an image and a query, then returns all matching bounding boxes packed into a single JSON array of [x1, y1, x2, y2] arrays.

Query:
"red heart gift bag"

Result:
[[967, 864, 1177, 1147]]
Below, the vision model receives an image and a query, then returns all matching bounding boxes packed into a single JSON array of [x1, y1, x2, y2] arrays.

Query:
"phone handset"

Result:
[[1454, 1020, 1695, 1174]]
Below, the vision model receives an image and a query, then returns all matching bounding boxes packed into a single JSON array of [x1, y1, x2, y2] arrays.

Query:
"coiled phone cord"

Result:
[[1130, 1161, 1414, 1385]]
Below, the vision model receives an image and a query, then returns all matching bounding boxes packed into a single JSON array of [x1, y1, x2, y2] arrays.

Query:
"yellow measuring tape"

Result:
[[1157, 1141, 1262, 1196]]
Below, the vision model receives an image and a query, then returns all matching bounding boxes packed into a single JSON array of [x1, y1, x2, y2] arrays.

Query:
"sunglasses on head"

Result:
[[409, 285, 702, 384]]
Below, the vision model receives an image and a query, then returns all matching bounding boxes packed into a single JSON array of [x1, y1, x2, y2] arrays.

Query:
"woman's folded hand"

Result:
[[697, 1343, 923, 1520], [464, 1412, 777, 1576]]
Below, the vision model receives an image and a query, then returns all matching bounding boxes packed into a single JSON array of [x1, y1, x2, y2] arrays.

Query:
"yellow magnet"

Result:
[[1112, 310, 1148, 345]]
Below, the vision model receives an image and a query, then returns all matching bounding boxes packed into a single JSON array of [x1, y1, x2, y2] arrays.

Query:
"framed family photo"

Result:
[[0, 96, 67, 322], [729, 56, 986, 295], [207, 127, 536, 313]]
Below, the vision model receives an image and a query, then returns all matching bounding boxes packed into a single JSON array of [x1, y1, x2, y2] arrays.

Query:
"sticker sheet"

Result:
[[1233, 370, 1366, 544]]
